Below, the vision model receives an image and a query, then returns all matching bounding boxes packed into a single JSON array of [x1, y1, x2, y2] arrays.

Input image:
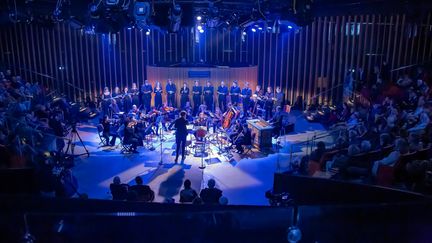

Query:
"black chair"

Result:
[[243, 133, 255, 155], [120, 137, 134, 154], [97, 124, 107, 146]]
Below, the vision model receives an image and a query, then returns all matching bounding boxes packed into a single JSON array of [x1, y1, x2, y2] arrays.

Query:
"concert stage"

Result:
[[72, 111, 329, 205]]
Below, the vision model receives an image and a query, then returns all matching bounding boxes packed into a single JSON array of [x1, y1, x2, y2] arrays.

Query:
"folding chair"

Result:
[[97, 124, 107, 146], [120, 138, 134, 154]]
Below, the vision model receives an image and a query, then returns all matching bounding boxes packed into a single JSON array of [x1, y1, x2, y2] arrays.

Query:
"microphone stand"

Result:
[[159, 126, 164, 165]]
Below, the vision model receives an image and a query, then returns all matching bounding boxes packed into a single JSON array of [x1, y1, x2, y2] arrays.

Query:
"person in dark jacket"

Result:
[[169, 111, 189, 163], [110, 176, 129, 200], [200, 179, 223, 204], [129, 176, 154, 202], [179, 179, 198, 203]]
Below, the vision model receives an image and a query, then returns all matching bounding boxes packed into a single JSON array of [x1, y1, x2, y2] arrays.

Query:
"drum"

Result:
[[194, 126, 207, 140]]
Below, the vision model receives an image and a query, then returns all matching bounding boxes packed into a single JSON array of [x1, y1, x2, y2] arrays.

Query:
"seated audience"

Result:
[[309, 141, 326, 162], [200, 179, 223, 204], [371, 138, 409, 176], [180, 179, 198, 203], [129, 176, 155, 202], [110, 176, 129, 201]]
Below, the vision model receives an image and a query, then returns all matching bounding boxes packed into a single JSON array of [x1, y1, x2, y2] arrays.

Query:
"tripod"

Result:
[[65, 124, 90, 157]]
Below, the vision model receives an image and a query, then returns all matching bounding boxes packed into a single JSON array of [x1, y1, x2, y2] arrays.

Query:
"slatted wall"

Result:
[[0, 13, 431, 105]]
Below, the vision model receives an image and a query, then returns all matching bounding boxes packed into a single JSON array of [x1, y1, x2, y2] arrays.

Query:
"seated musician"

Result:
[[234, 124, 252, 154], [101, 115, 118, 146], [123, 120, 142, 153], [129, 104, 139, 117], [195, 110, 208, 128], [212, 107, 223, 133], [229, 120, 244, 142], [269, 106, 283, 137], [155, 110, 167, 135]]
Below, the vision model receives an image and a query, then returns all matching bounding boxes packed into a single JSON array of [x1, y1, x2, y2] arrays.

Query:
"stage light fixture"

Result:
[[196, 16, 202, 21], [168, 3, 182, 32], [105, 0, 120, 6], [258, 27, 263, 30], [251, 28, 256, 32], [133, 0, 150, 30], [197, 25, 202, 30], [199, 28, 204, 33], [242, 31, 247, 35], [288, 25, 293, 29], [146, 30, 150, 35]]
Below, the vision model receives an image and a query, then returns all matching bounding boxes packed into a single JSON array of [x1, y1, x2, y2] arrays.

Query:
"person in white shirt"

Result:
[[371, 138, 409, 176]]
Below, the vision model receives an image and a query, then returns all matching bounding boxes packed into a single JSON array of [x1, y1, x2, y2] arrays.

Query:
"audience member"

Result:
[[110, 176, 129, 201], [129, 176, 155, 202], [180, 179, 198, 203], [372, 138, 409, 176], [200, 179, 223, 204], [309, 141, 326, 162]]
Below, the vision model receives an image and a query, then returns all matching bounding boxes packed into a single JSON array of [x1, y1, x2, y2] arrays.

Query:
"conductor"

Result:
[[169, 110, 189, 163]]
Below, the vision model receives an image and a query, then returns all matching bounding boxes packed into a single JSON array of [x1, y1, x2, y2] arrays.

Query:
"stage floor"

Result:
[[71, 111, 332, 205]]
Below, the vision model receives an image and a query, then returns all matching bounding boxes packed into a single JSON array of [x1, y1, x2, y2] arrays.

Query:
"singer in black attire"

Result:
[[169, 111, 189, 163]]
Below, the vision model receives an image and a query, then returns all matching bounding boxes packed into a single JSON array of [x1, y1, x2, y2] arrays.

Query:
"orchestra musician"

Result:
[[169, 111, 189, 164], [269, 106, 283, 138], [180, 82, 190, 109], [131, 83, 139, 106], [123, 86, 132, 113], [129, 104, 139, 118], [154, 81, 163, 109], [230, 80, 241, 105], [241, 82, 252, 113], [203, 81, 214, 112], [195, 109, 208, 128], [192, 80, 202, 116], [166, 79, 177, 108], [101, 115, 118, 146], [212, 107, 223, 133], [228, 119, 243, 142], [233, 123, 252, 154], [264, 86, 274, 120], [101, 87, 112, 117], [217, 81, 228, 112], [142, 80, 152, 112], [124, 118, 142, 153]]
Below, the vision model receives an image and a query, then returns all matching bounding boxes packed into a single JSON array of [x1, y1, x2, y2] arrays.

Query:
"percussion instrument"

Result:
[[194, 126, 207, 140]]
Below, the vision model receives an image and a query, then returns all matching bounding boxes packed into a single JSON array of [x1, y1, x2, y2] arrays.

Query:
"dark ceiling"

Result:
[[0, 0, 430, 30]]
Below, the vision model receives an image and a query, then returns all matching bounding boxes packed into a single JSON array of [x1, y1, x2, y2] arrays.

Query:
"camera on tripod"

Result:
[[265, 190, 295, 207]]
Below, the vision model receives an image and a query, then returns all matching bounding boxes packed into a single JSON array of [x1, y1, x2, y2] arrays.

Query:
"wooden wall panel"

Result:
[[0, 13, 431, 106], [147, 66, 258, 106]]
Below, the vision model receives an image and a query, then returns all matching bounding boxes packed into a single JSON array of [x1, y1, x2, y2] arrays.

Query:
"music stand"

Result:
[[199, 137, 206, 169], [158, 126, 164, 165]]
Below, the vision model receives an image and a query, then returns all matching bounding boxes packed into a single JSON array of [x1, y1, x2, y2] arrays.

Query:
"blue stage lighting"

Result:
[[251, 28, 256, 32]]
